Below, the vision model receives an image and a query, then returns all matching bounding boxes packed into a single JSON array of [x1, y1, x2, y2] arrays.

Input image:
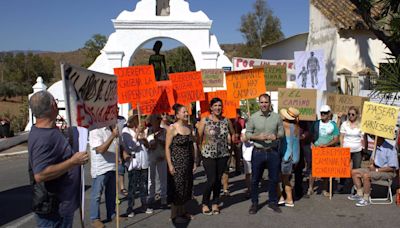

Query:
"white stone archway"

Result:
[[88, 0, 232, 117]]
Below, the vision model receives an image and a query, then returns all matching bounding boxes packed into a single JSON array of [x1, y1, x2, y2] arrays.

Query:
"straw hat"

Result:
[[280, 107, 300, 120]]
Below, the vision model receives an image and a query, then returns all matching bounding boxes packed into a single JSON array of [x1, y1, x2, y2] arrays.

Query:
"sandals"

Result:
[[223, 190, 230, 197], [211, 204, 220, 215], [202, 205, 212, 216], [120, 189, 128, 196]]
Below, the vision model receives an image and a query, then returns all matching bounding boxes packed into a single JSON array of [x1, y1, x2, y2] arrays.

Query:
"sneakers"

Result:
[[267, 203, 282, 213], [91, 219, 105, 228], [322, 190, 330, 197], [347, 194, 362, 201], [248, 204, 258, 214], [145, 207, 154, 214], [127, 212, 135, 218], [356, 198, 370, 207]]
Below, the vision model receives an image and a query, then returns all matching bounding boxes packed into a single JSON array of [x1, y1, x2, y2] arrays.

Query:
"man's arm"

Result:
[[34, 151, 88, 183], [96, 127, 118, 154]]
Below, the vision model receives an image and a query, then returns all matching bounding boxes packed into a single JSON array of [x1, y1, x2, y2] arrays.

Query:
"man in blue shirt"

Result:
[[348, 136, 399, 206], [29, 91, 89, 228]]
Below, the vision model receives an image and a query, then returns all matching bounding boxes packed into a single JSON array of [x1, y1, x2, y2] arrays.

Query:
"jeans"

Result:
[[35, 213, 74, 228], [202, 156, 229, 205], [148, 160, 167, 202], [90, 171, 116, 221], [127, 169, 148, 213], [251, 147, 280, 205]]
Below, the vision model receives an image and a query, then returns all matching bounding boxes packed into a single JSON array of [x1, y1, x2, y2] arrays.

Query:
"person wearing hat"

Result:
[[278, 107, 300, 207], [307, 105, 339, 197]]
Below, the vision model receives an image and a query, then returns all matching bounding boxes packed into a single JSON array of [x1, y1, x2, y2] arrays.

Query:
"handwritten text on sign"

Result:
[[327, 93, 369, 114], [361, 101, 400, 139], [312, 147, 351, 178], [226, 68, 266, 100], [114, 66, 157, 104], [133, 81, 174, 115], [278, 88, 317, 121], [169, 71, 205, 104], [61, 63, 118, 130], [263, 65, 287, 91], [201, 69, 224, 87]]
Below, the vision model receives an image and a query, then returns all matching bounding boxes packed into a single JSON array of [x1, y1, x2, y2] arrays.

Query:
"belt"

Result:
[[254, 147, 273, 152]]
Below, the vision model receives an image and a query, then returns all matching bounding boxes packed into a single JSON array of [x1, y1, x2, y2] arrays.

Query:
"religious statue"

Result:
[[156, 0, 170, 16], [149, 40, 169, 81]]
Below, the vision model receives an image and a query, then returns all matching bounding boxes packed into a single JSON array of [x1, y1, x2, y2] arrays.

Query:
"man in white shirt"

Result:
[[89, 125, 119, 228]]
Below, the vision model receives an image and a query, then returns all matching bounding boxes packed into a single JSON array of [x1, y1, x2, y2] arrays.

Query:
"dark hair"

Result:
[[209, 97, 223, 107], [127, 115, 139, 128], [172, 103, 185, 116], [258, 93, 270, 101]]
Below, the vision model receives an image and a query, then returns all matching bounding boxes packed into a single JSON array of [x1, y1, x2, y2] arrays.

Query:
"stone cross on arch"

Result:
[[156, 0, 170, 16]]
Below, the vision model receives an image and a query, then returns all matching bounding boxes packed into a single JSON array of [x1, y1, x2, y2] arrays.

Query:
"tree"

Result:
[[239, 0, 284, 58], [166, 47, 196, 72], [82, 34, 107, 68], [350, 0, 400, 57]]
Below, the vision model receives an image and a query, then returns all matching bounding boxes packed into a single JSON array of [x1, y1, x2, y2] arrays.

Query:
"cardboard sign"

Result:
[[200, 90, 239, 119], [201, 69, 224, 87], [263, 65, 287, 91], [278, 88, 317, 121], [326, 93, 369, 114], [61, 63, 118, 130], [361, 101, 400, 139], [133, 81, 174, 115], [226, 68, 266, 100], [312, 147, 351, 178], [169, 71, 205, 104], [114, 66, 157, 104]]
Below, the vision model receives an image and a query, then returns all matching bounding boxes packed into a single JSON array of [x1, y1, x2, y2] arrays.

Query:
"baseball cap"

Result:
[[320, 105, 331, 112]]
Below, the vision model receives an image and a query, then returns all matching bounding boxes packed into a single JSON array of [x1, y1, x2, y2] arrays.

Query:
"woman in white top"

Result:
[[339, 106, 363, 192]]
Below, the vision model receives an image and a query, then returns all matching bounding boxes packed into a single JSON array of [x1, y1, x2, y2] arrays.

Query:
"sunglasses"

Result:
[[348, 113, 357, 117], [320, 111, 329, 115]]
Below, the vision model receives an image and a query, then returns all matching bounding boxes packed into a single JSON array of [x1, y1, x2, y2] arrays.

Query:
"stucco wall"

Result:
[[262, 33, 308, 60]]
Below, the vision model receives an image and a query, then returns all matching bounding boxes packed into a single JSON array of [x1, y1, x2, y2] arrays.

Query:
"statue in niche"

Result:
[[149, 40, 169, 81], [156, 0, 170, 16]]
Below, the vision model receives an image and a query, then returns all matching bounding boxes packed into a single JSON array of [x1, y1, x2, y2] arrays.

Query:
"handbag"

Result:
[[29, 162, 59, 215]]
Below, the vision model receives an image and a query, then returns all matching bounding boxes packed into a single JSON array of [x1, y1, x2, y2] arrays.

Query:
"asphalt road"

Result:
[[1, 145, 400, 228]]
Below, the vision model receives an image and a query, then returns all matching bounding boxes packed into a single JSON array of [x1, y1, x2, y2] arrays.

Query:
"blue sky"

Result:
[[0, 0, 309, 52]]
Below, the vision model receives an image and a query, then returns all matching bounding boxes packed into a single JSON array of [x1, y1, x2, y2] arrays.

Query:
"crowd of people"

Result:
[[28, 91, 399, 228]]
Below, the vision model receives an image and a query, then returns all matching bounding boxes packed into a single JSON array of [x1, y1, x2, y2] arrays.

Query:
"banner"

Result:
[[294, 49, 326, 91], [114, 66, 157, 104], [312, 147, 351, 178], [361, 101, 400, 139], [263, 65, 287, 91], [226, 68, 266, 101], [133, 81, 174, 115], [201, 69, 224, 87], [61, 63, 118, 130], [278, 88, 317, 121], [169, 71, 205, 104], [200, 90, 239, 119], [326, 93, 369, 114], [232, 57, 294, 71]]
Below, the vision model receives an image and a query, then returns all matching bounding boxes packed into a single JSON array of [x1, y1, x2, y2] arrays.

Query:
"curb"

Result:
[[0, 150, 28, 157]]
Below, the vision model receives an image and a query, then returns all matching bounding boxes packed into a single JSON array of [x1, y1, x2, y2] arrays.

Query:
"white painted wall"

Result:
[[262, 33, 308, 60]]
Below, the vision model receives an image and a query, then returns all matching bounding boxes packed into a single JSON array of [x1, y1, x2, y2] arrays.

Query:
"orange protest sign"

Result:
[[312, 147, 351, 178], [114, 66, 158, 104], [133, 81, 174, 115], [200, 90, 239, 119], [169, 71, 205, 104], [226, 68, 266, 100]]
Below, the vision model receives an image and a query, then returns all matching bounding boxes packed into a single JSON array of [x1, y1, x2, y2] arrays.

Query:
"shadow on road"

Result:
[[0, 185, 32, 226]]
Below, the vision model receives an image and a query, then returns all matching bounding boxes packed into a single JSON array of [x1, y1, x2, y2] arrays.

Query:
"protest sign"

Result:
[[200, 90, 239, 119], [226, 68, 266, 101], [61, 63, 118, 130], [312, 147, 351, 178], [114, 66, 157, 104], [232, 57, 294, 71], [294, 49, 326, 91], [326, 93, 369, 114], [278, 88, 317, 121], [201, 69, 224, 87], [361, 101, 400, 139], [133, 81, 174, 115], [169, 71, 205, 104], [263, 65, 287, 91]]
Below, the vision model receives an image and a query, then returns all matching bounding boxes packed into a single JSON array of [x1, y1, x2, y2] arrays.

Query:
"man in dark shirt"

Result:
[[29, 91, 88, 228]]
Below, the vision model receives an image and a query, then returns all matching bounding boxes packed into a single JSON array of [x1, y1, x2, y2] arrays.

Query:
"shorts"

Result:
[[243, 160, 252, 174], [356, 168, 395, 181]]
